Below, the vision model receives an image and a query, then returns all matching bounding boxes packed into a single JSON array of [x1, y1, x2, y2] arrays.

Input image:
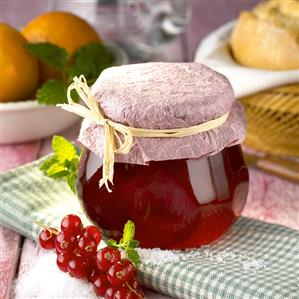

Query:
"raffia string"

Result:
[[58, 75, 229, 192]]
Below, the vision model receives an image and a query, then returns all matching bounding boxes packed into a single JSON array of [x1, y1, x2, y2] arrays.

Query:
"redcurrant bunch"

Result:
[[38, 214, 144, 299]]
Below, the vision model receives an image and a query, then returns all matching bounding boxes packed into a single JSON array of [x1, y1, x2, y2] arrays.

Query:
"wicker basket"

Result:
[[240, 84, 299, 157]]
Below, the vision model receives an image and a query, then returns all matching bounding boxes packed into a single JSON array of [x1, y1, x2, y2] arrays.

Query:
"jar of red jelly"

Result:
[[75, 63, 248, 249]]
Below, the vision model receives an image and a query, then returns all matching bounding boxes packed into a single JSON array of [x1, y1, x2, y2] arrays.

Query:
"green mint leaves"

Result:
[[25, 41, 113, 105], [40, 135, 80, 193], [107, 220, 141, 267], [25, 42, 68, 70], [67, 43, 113, 84], [36, 79, 68, 105]]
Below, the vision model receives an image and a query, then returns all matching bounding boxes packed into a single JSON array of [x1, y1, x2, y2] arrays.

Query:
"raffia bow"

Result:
[[58, 75, 229, 192]]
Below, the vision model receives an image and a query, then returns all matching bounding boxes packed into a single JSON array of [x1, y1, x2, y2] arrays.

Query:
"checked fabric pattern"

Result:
[[1, 158, 298, 299]]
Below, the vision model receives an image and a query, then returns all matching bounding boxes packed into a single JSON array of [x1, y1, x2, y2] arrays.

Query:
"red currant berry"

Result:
[[114, 287, 136, 299], [55, 231, 76, 254], [107, 263, 130, 286], [56, 252, 73, 272], [61, 214, 83, 236], [80, 226, 102, 245], [78, 237, 97, 257], [68, 256, 89, 279], [93, 273, 109, 297], [87, 265, 104, 283], [120, 259, 135, 280], [96, 247, 121, 272], [38, 228, 58, 250], [105, 287, 119, 299]]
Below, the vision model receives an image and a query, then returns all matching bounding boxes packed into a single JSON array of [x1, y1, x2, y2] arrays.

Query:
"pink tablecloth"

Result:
[[0, 143, 40, 299], [244, 168, 299, 230]]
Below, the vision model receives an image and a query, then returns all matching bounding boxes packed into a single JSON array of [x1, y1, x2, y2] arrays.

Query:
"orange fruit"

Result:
[[0, 23, 39, 103], [22, 12, 101, 82]]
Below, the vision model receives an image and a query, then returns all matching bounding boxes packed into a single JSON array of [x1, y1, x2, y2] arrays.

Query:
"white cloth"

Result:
[[194, 21, 299, 98]]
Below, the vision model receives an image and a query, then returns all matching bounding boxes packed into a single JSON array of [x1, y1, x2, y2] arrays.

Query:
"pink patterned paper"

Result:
[[79, 63, 246, 164]]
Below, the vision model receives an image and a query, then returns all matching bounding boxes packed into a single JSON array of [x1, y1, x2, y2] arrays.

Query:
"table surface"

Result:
[[1, 1, 298, 299]]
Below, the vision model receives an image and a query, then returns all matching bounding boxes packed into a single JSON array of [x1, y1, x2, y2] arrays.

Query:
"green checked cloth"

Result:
[[1, 158, 298, 299]]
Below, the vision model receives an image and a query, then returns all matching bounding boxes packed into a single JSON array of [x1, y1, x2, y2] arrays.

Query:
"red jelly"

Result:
[[77, 145, 248, 249]]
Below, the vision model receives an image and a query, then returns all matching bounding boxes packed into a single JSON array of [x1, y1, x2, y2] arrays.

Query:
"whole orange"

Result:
[[0, 23, 39, 102], [22, 12, 101, 82]]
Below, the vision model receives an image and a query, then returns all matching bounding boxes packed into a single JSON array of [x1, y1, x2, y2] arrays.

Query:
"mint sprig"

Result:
[[25, 42, 68, 70], [25, 41, 113, 106], [107, 220, 141, 267], [40, 135, 80, 193]]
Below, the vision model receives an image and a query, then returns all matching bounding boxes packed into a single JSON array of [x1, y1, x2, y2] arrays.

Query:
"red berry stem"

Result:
[[35, 220, 59, 235], [125, 282, 143, 298]]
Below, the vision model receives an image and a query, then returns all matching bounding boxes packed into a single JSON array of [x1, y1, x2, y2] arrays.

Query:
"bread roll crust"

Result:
[[230, 0, 299, 70]]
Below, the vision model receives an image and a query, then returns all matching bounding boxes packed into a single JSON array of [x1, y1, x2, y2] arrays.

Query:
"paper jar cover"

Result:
[[78, 62, 246, 164]]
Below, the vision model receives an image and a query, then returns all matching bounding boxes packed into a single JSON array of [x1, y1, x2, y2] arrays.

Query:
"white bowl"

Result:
[[0, 101, 81, 144], [0, 43, 129, 144]]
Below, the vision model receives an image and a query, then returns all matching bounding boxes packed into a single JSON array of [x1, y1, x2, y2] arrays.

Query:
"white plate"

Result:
[[0, 43, 129, 144]]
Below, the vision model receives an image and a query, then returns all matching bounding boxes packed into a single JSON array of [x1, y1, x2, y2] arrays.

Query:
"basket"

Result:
[[240, 84, 299, 157]]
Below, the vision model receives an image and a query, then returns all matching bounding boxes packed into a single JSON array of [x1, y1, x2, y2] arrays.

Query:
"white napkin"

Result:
[[194, 21, 299, 98]]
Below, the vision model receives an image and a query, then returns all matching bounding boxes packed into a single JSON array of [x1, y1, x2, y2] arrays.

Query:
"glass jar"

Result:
[[77, 144, 248, 249], [63, 62, 248, 250]]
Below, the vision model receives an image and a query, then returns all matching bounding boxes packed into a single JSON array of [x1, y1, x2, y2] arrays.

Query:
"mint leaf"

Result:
[[107, 239, 117, 247], [120, 220, 135, 245], [46, 164, 68, 178], [126, 247, 141, 267], [128, 239, 139, 248], [39, 136, 80, 194], [52, 135, 78, 163], [25, 42, 68, 70], [67, 42, 112, 84], [66, 172, 77, 193], [40, 156, 57, 172], [36, 79, 68, 105]]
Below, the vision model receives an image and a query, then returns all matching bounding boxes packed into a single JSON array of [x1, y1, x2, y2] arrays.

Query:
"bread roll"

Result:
[[230, 0, 299, 70]]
